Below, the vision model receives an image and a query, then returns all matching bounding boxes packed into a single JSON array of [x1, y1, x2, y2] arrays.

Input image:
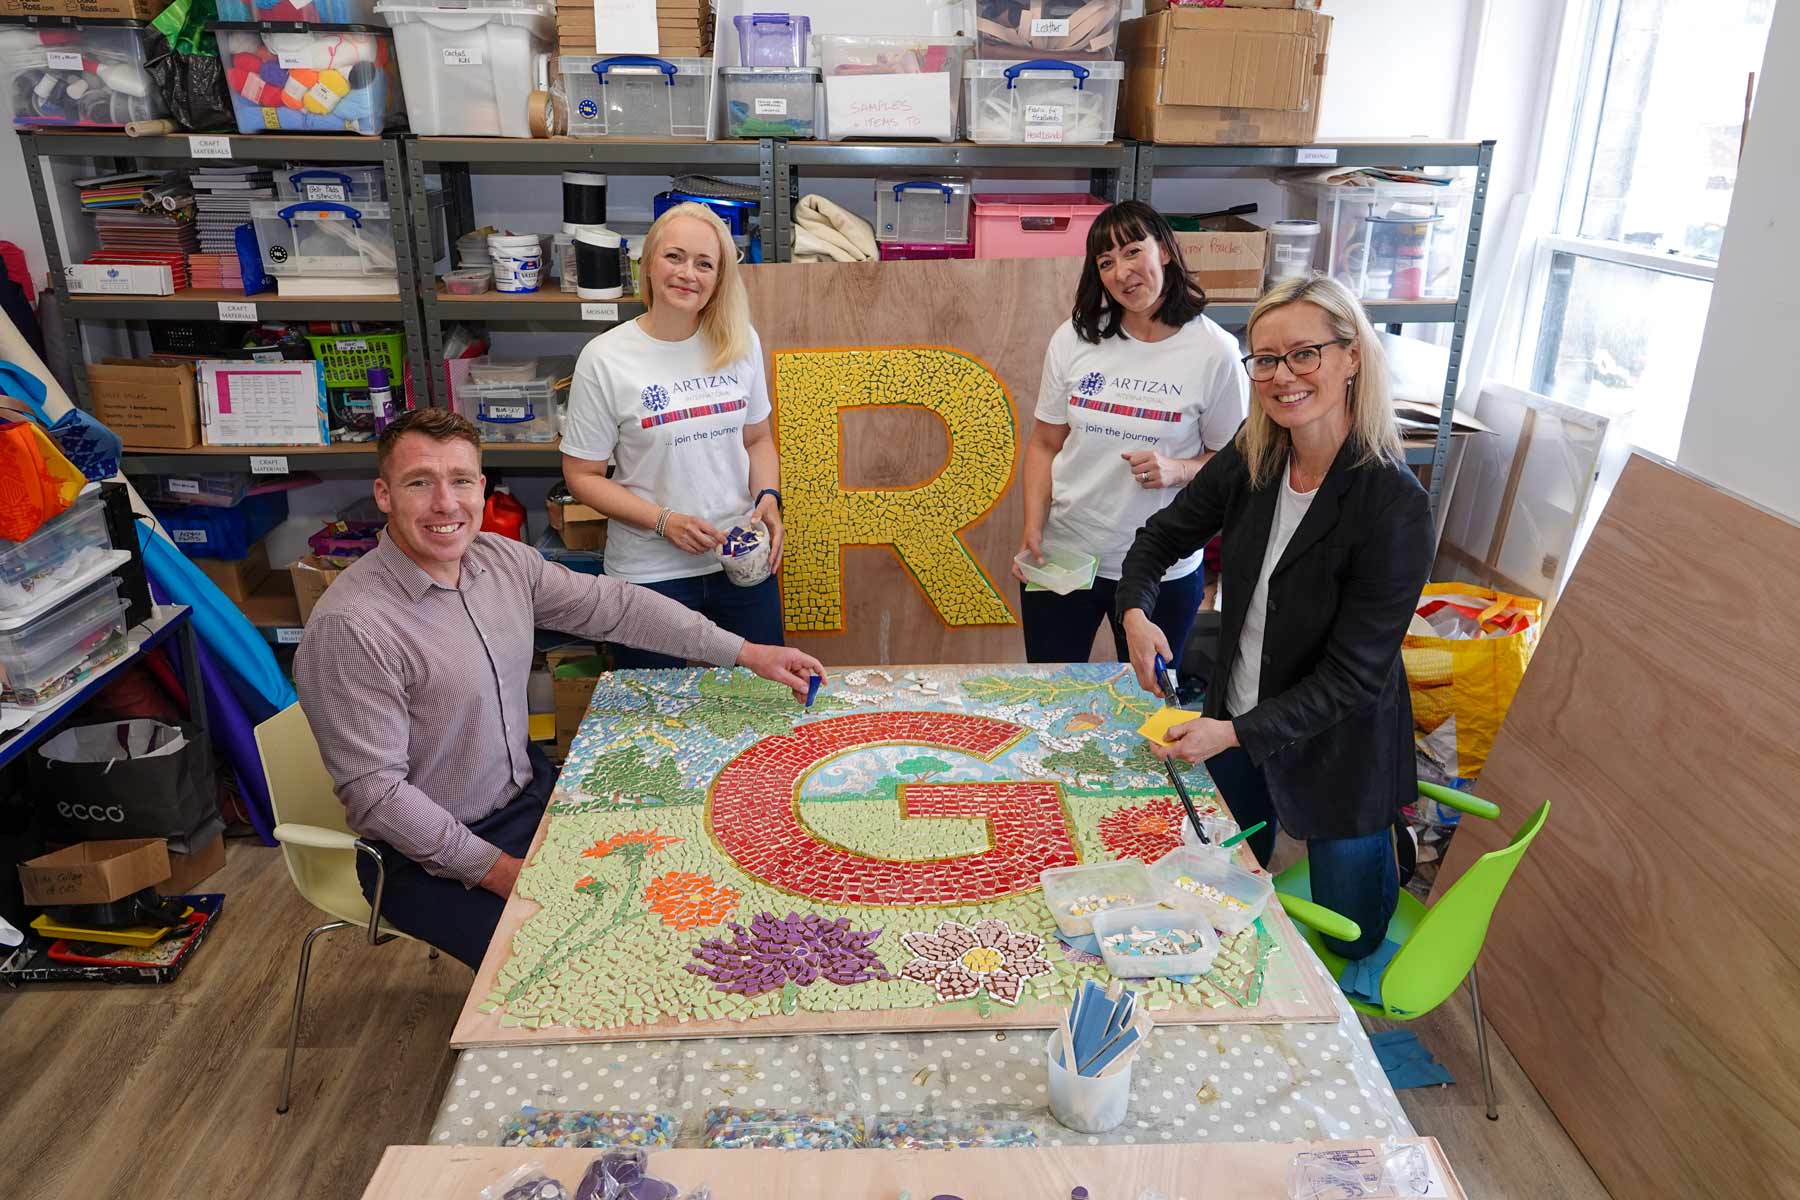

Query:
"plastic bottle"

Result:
[[368, 366, 397, 433], [482, 485, 526, 541]]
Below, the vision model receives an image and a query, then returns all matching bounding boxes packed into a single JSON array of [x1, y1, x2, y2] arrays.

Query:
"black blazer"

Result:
[[1115, 434, 1433, 841]]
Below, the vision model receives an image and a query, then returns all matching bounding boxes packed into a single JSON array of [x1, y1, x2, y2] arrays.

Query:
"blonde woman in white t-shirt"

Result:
[[1014, 200, 1248, 664], [562, 203, 788, 668]]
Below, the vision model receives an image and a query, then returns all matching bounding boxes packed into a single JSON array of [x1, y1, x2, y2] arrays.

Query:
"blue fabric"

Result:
[[1336, 936, 1402, 1006], [1018, 566, 1203, 666], [0, 360, 122, 480], [191, 636, 278, 846], [611, 571, 783, 670], [1370, 1028, 1454, 1089]]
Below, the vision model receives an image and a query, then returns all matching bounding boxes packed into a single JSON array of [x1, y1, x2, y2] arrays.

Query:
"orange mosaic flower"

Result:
[[1098, 799, 1192, 863], [643, 871, 739, 931], [582, 829, 682, 860]]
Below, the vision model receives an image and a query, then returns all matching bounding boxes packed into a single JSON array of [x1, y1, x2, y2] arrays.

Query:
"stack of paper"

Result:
[[190, 165, 274, 256], [85, 210, 199, 291]]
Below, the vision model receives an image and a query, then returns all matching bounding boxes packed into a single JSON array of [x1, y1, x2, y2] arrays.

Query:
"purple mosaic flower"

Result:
[[685, 911, 892, 997]]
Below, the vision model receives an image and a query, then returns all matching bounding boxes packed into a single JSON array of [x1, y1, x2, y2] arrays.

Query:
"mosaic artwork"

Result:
[[457, 665, 1336, 1046]]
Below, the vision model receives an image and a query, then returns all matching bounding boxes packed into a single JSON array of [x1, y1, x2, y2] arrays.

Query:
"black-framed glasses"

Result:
[[1240, 339, 1350, 382]]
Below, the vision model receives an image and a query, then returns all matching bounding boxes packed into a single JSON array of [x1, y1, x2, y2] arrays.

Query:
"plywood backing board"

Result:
[[1432, 452, 1800, 1199], [361, 1142, 1468, 1199]]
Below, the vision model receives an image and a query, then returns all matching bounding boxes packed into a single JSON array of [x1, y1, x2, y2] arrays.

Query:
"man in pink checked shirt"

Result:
[[293, 408, 824, 969]]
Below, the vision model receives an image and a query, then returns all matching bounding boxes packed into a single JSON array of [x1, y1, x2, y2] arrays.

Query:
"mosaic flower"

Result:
[[573, 874, 603, 894], [583, 830, 681, 860], [685, 911, 892, 997], [1098, 799, 1192, 863], [643, 871, 739, 931], [899, 918, 1052, 1007]]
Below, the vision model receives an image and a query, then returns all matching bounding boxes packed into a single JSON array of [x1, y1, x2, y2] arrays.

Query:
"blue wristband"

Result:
[[755, 488, 783, 514]]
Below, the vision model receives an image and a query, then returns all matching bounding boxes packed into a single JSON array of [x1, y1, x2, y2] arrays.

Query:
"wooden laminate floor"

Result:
[[0, 843, 1611, 1200]]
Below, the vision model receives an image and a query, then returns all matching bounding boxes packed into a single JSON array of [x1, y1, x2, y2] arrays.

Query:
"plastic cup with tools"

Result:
[[1046, 1028, 1132, 1134]]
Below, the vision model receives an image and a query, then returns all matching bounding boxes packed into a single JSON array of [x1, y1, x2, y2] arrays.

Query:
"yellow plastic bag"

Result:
[[0, 416, 84, 542], [1401, 583, 1543, 782]]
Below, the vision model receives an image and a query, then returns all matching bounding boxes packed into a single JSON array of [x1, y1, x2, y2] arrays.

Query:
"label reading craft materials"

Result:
[[305, 183, 347, 203], [188, 135, 232, 159], [442, 47, 483, 66], [45, 50, 82, 70], [167, 477, 201, 496], [218, 301, 257, 322], [753, 97, 788, 116], [1295, 147, 1339, 165], [581, 302, 619, 322], [250, 455, 289, 475], [1030, 17, 1071, 36], [275, 627, 304, 645]]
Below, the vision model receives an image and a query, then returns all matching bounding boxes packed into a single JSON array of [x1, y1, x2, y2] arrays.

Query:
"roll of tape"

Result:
[[528, 89, 564, 139]]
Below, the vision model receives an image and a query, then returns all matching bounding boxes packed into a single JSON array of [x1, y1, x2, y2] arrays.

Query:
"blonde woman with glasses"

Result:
[[1115, 275, 1433, 962]]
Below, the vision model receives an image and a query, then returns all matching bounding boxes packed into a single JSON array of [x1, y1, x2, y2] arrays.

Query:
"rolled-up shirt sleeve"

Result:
[[525, 550, 746, 666], [294, 614, 503, 887]]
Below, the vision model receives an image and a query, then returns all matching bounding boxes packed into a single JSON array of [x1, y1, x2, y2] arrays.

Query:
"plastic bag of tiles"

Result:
[[868, 1107, 1040, 1150], [497, 1105, 678, 1149], [700, 1106, 867, 1150], [481, 1162, 569, 1200]]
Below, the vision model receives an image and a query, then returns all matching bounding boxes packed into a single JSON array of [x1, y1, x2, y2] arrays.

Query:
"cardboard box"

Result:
[[18, 839, 171, 907], [1148, 0, 1318, 10], [1120, 8, 1331, 145], [155, 830, 225, 896], [291, 554, 348, 623], [87, 359, 200, 450], [549, 649, 606, 760], [65, 263, 174, 296], [1175, 217, 1269, 301], [548, 496, 607, 552], [8, 0, 169, 18], [193, 539, 272, 603]]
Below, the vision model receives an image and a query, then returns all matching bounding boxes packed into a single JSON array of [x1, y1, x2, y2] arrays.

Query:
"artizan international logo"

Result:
[[641, 384, 669, 412], [1076, 370, 1106, 397], [58, 801, 127, 825]]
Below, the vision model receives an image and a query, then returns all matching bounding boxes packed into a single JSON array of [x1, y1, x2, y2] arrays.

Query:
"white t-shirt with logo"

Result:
[[563, 319, 771, 583], [1034, 315, 1248, 580]]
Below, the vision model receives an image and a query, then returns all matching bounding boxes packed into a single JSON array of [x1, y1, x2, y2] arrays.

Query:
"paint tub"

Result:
[[488, 232, 542, 293], [1046, 1028, 1133, 1134]]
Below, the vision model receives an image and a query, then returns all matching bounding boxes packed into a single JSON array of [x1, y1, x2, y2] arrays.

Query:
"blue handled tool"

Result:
[[1152, 653, 1210, 845]]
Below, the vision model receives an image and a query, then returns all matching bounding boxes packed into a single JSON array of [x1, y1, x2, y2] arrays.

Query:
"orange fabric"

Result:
[[0, 417, 82, 541]]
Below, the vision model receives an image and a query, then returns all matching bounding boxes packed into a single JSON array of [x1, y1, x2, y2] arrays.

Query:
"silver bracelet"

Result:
[[654, 507, 673, 538]]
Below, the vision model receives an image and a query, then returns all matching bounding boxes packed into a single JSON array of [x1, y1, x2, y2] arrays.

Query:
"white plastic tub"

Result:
[[1149, 846, 1273, 936], [817, 34, 968, 142], [874, 177, 971, 244], [377, 0, 552, 137], [1014, 545, 1098, 595], [964, 58, 1122, 145], [0, 494, 111, 617], [0, 22, 168, 129], [557, 53, 711, 139], [0, 576, 128, 706], [252, 199, 398, 277], [1039, 859, 1154, 938], [1092, 904, 1221, 980]]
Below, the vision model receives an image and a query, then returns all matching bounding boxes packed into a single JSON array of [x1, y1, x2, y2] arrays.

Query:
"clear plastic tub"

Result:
[[558, 54, 711, 139], [877, 241, 974, 261], [971, 0, 1123, 62], [460, 355, 569, 443], [721, 66, 817, 138], [252, 199, 398, 277], [1013, 545, 1097, 595], [1149, 846, 1273, 936], [972, 192, 1107, 259], [0, 23, 170, 128], [0, 494, 111, 617], [818, 35, 968, 142], [1265, 218, 1320, 284], [273, 165, 386, 205], [444, 266, 492, 294], [217, 27, 398, 136], [139, 473, 253, 509], [1179, 810, 1240, 851], [216, 0, 380, 20], [1039, 859, 1154, 938], [963, 58, 1122, 145], [875, 178, 971, 244], [733, 12, 809, 67], [1092, 904, 1221, 979], [1280, 178, 1474, 301], [376, 0, 552, 137], [0, 576, 128, 706]]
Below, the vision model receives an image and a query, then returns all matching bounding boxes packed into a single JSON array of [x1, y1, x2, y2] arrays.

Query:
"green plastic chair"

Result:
[[1273, 782, 1551, 1120]]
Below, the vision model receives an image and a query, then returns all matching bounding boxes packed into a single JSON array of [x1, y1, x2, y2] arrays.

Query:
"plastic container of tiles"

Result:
[[251, 199, 398, 277], [0, 22, 170, 128], [216, 0, 380, 21], [0, 576, 128, 706], [1279, 178, 1474, 301], [557, 54, 712, 139], [721, 66, 818, 138], [216, 28, 398, 135], [733, 12, 809, 67], [151, 491, 290, 560], [0, 494, 111, 617], [1039, 858, 1154, 938], [963, 58, 1122, 145], [877, 240, 974, 262], [273, 165, 386, 205], [1179, 810, 1241, 852], [817, 35, 968, 142], [1012, 545, 1097, 595], [460, 356, 569, 443], [875, 178, 971, 244], [376, 0, 552, 137], [305, 330, 406, 388], [1091, 904, 1221, 979], [138, 473, 254, 509], [1148, 846, 1273, 936], [972, 192, 1108, 259], [973, 0, 1123, 62]]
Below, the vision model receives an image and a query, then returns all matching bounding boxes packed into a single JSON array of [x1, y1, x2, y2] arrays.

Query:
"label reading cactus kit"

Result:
[[442, 47, 484, 66]]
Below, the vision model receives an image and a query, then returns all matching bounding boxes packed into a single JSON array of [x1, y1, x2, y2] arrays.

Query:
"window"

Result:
[[1523, 0, 1774, 457]]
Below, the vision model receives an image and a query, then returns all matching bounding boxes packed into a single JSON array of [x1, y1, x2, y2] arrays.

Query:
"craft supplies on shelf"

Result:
[[733, 11, 808, 66], [0, 22, 167, 129], [562, 169, 606, 223], [875, 177, 972, 244], [1039, 859, 1153, 937], [1265, 217, 1320, 284], [556, 54, 712, 139], [306, 329, 406, 390], [1148, 846, 1272, 936], [817, 34, 969, 142], [216, 0, 380, 20], [971, 191, 1108, 259], [217, 27, 399, 135], [0, 576, 129, 707], [273, 164, 386, 204], [458, 355, 569, 443], [963, 58, 1123, 145], [971, 0, 1122, 61], [151, 489, 290, 559], [138, 472, 253, 509], [444, 265, 492, 294], [377, 0, 552, 138], [0, 493, 111, 618], [720, 65, 817, 138], [1014, 545, 1099, 595], [197, 360, 330, 446], [877, 240, 974, 261], [251, 199, 398, 277], [1280, 175, 1474, 301], [573, 226, 623, 298], [488, 231, 544, 292], [1092, 906, 1220, 978]]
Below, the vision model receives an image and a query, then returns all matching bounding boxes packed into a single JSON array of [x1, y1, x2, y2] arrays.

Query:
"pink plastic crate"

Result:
[[878, 241, 975, 261], [971, 192, 1109, 260]]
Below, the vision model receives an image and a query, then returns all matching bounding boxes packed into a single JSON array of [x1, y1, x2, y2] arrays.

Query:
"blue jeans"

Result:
[[1019, 567, 1203, 666], [1204, 744, 1398, 960], [611, 570, 783, 669]]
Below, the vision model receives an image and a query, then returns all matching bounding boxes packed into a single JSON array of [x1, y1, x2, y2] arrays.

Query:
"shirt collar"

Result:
[[373, 528, 487, 600]]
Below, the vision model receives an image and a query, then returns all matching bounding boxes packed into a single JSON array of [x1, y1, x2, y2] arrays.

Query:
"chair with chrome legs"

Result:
[[1272, 782, 1551, 1120], [252, 702, 437, 1114]]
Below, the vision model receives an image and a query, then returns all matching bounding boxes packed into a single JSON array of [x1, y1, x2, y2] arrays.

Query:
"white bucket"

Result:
[[489, 233, 542, 293]]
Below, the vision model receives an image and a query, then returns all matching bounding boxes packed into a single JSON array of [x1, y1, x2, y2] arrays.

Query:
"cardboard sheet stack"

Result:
[[85, 209, 198, 291], [556, 0, 711, 57]]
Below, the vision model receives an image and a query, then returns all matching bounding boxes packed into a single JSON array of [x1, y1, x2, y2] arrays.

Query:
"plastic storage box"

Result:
[[733, 12, 809, 66], [138, 473, 253, 509], [1039, 859, 1155, 938], [152, 491, 290, 560], [877, 241, 974, 261], [1012, 545, 1098, 594], [972, 192, 1107, 259], [377, 0, 552, 137], [963, 58, 1122, 145], [818, 34, 968, 142], [216, 0, 380, 20], [274, 165, 386, 204], [970, 0, 1123, 62], [217, 28, 399, 135], [252, 200, 399, 277], [1149, 847, 1273, 936], [0, 23, 170, 128], [459, 356, 569, 443], [0, 576, 129, 706], [558, 54, 711, 139], [721, 66, 817, 138], [0, 494, 111, 617], [1280, 178, 1474, 301], [875, 178, 971, 244], [1092, 904, 1221, 980]]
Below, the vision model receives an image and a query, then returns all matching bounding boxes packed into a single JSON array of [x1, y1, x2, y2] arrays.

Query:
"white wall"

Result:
[[1315, 0, 1472, 140], [1675, 0, 1800, 520]]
